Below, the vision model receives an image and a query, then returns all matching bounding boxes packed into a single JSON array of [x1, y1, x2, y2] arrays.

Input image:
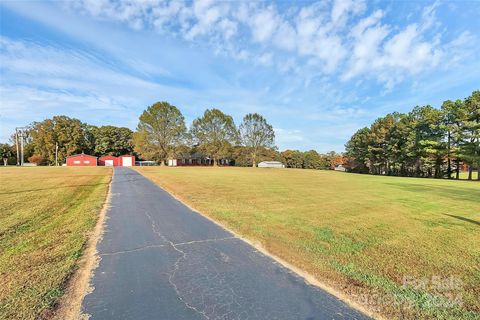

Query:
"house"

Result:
[[119, 155, 135, 167], [66, 154, 97, 166], [168, 153, 231, 166], [99, 155, 119, 166], [258, 161, 285, 168]]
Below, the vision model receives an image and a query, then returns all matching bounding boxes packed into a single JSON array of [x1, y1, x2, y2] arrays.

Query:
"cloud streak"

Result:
[[70, 0, 473, 88]]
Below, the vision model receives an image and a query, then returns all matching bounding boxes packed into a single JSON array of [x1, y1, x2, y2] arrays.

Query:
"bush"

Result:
[[28, 154, 44, 165]]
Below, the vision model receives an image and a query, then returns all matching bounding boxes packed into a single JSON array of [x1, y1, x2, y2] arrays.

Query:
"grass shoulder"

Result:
[[0, 167, 112, 319]]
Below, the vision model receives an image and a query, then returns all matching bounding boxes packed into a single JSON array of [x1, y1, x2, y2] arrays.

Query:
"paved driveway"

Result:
[[82, 167, 370, 320]]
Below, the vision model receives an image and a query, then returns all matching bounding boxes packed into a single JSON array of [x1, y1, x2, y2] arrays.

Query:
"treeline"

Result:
[[1, 117, 135, 166], [1, 102, 342, 169], [345, 90, 480, 180]]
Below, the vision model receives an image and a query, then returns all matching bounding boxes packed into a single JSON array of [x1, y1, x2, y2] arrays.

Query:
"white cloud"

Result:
[[249, 6, 279, 43], [67, 0, 475, 90], [4, 0, 474, 95], [255, 52, 273, 66], [331, 0, 366, 25], [274, 128, 305, 144], [340, 3, 463, 90]]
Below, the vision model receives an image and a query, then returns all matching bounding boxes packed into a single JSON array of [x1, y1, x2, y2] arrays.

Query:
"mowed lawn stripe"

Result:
[[136, 167, 480, 320], [0, 167, 111, 320]]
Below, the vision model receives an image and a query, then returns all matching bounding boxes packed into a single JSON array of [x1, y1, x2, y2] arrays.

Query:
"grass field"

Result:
[[0, 167, 111, 320], [137, 167, 480, 320]]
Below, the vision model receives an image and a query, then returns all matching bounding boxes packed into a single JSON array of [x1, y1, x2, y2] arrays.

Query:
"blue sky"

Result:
[[1, 0, 479, 152]]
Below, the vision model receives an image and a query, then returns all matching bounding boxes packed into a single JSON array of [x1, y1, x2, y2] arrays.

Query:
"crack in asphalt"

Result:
[[99, 244, 169, 256], [144, 210, 210, 319], [99, 238, 236, 257], [174, 237, 236, 247]]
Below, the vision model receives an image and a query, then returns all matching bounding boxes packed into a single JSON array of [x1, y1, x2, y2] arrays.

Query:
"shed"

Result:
[[66, 154, 97, 166], [258, 161, 285, 168], [99, 155, 119, 166], [119, 155, 135, 167]]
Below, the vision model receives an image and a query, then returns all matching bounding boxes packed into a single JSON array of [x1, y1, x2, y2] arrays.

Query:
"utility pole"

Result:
[[15, 127, 27, 166], [15, 128, 20, 166], [55, 142, 59, 166], [20, 130, 24, 166]]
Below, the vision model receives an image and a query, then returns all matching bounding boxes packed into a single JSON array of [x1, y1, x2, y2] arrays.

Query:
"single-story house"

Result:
[[258, 161, 285, 168], [168, 153, 231, 166], [66, 154, 97, 166]]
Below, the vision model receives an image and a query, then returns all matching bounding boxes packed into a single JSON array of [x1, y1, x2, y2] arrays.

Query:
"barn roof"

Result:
[[99, 155, 118, 158], [66, 153, 97, 158]]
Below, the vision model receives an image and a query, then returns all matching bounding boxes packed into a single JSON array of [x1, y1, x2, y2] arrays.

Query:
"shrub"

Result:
[[28, 154, 44, 165]]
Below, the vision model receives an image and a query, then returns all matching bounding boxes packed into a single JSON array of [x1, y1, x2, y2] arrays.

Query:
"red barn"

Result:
[[66, 154, 97, 166], [119, 155, 135, 167], [99, 155, 119, 166]]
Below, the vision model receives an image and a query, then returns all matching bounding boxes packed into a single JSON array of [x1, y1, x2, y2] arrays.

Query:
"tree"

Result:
[[345, 127, 371, 173], [408, 106, 445, 178], [239, 113, 276, 167], [30, 116, 90, 165], [326, 151, 345, 170], [303, 150, 322, 169], [281, 150, 304, 168], [0, 143, 14, 166], [133, 102, 187, 165], [461, 91, 480, 180], [190, 108, 238, 166], [91, 125, 134, 156], [344, 90, 479, 179], [441, 100, 464, 179]]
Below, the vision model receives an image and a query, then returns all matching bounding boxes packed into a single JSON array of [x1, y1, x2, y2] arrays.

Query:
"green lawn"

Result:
[[136, 167, 480, 320], [0, 167, 111, 320]]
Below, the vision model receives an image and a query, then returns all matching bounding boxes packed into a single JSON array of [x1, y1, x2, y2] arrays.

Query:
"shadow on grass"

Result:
[[443, 214, 480, 226], [383, 182, 479, 202]]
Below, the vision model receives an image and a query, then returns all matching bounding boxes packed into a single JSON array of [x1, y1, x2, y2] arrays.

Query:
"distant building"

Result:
[[118, 155, 135, 167], [66, 154, 97, 166], [334, 164, 346, 172], [258, 161, 285, 168], [168, 153, 231, 166], [99, 155, 119, 167], [67, 154, 135, 167]]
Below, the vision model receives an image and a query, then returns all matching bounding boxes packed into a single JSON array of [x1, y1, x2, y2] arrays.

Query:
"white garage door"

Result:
[[105, 160, 114, 166], [122, 157, 133, 167]]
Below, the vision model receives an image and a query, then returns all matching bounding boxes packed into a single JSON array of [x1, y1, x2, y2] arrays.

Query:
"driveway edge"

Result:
[[52, 168, 113, 320]]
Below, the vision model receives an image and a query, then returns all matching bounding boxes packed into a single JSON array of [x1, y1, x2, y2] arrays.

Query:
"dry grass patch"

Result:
[[0, 167, 111, 320], [136, 167, 480, 320]]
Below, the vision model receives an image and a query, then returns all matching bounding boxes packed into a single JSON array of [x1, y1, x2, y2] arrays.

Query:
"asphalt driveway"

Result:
[[82, 167, 370, 320]]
